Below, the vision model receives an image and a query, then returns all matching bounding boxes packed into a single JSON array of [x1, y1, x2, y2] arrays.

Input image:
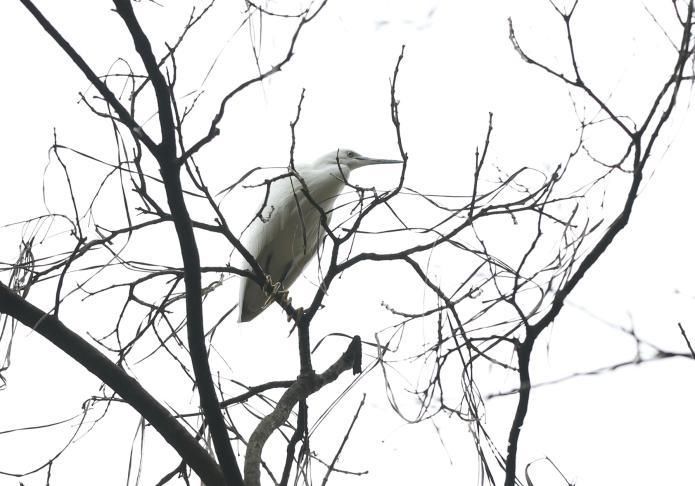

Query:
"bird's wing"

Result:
[[238, 178, 318, 321], [238, 172, 341, 322]]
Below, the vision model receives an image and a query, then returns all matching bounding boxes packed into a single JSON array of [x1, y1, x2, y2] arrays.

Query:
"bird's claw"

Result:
[[263, 276, 302, 322], [262, 276, 282, 308], [262, 275, 293, 309]]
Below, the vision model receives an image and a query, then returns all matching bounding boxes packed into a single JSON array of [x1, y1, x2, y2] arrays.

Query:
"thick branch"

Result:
[[111, 1, 243, 483], [113, 0, 177, 156], [159, 162, 243, 485], [19, 0, 157, 153], [243, 336, 362, 486], [502, 4, 694, 484], [0, 282, 224, 486], [503, 343, 530, 486]]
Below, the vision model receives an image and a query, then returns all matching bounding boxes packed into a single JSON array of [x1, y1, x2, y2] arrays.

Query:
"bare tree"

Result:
[[1, 1, 694, 485]]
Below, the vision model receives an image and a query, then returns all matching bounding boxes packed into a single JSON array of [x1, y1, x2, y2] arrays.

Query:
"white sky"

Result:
[[1, 1, 695, 485]]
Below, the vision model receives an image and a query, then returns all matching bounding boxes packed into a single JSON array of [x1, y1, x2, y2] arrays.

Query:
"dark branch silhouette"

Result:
[[2, 1, 694, 485]]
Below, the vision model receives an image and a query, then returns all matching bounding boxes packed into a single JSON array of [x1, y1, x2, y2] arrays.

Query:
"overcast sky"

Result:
[[1, 1, 695, 485]]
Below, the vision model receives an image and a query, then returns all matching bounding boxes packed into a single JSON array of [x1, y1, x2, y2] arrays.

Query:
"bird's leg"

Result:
[[262, 275, 302, 324], [262, 275, 283, 308], [262, 274, 293, 310]]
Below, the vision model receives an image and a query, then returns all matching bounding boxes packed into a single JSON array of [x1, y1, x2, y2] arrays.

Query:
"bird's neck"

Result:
[[298, 167, 349, 209]]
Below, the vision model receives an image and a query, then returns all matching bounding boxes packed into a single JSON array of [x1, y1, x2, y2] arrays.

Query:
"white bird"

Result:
[[238, 149, 401, 322]]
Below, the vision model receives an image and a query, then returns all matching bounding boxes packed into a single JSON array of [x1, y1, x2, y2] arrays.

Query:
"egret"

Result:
[[238, 149, 402, 322]]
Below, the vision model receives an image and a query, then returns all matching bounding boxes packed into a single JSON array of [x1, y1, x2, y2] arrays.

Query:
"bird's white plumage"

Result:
[[238, 149, 400, 322]]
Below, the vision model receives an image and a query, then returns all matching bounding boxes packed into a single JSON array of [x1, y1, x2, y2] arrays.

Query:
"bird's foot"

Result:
[[262, 275, 295, 311], [262, 275, 284, 308], [263, 275, 279, 293]]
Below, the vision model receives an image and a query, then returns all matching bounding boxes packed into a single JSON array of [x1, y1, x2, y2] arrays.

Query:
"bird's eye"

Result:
[[346, 151, 355, 158]]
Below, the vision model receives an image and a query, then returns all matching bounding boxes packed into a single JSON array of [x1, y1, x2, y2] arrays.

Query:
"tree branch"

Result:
[[18, 0, 157, 153], [0, 282, 224, 486], [113, 0, 177, 157], [502, 4, 694, 484], [244, 336, 362, 486], [112, 1, 244, 482]]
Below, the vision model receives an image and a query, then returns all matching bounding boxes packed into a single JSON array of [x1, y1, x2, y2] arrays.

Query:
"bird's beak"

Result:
[[350, 156, 403, 169]]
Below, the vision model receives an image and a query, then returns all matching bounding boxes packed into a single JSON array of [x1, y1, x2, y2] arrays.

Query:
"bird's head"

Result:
[[310, 149, 402, 179]]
